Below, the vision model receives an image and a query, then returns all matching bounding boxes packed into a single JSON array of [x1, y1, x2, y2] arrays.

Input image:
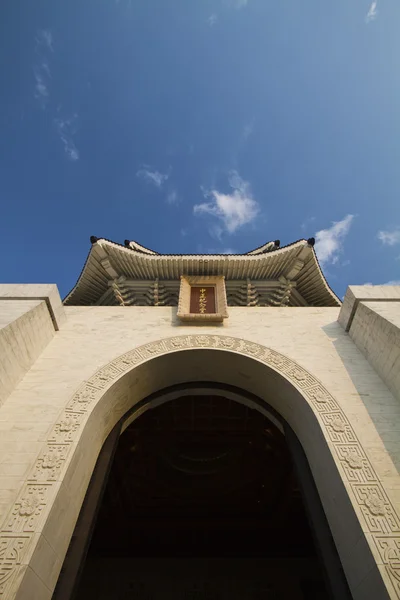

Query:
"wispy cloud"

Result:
[[242, 121, 254, 141], [136, 166, 170, 188], [362, 280, 400, 286], [377, 228, 400, 246], [300, 216, 316, 232], [34, 30, 80, 161], [208, 14, 218, 26], [314, 214, 354, 267], [54, 114, 79, 161], [36, 29, 53, 52], [194, 171, 259, 234], [34, 64, 50, 107], [227, 0, 249, 8], [366, 1, 378, 23], [34, 29, 53, 107], [166, 190, 179, 205], [206, 247, 237, 254]]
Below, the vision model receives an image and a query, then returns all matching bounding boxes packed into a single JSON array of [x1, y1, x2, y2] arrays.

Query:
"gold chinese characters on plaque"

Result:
[[189, 286, 216, 314]]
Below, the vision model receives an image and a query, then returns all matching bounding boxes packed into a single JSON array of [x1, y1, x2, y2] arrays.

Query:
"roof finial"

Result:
[[90, 236, 98, 244], [307, 237, 315, 247]]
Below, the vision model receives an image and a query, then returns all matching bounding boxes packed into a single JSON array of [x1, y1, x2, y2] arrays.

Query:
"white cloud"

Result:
[[166, 190, 179, 205], [314, 214, 354, 267], [54, 115, 79, 161], [208, 14, 218, 26], [36, 29, 53, 52], [136, 166, 170, 188], [366, 1, 378, 23], [194, 171, 259, 234], [377, 228, 400, 246]]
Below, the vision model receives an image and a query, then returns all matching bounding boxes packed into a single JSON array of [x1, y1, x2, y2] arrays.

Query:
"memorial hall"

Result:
[[1, 235, 400, 599]]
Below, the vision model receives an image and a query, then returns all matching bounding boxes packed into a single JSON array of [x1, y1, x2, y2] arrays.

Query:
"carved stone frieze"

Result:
[[4, 485, 53, 533], [345, 449, 364, 470], [0, 535, 31, 598], [287, 366, 315, 389], [214, 336, 242, 351], [267, 351, 289, 370], [163, 336, 192, 351], [304, 385, 338, 413], [140, 341, 166, 358], [321, 413, 357, 444], [353, 484, 400, 535], [193, 335, 214, 348], [375, 536, 400, 595], [29, 445, 69, 482], [330, 416, 346, 433], [48, 412, 84, 444], [116, 350, 144, 368], [66, 385, 98, 413], [334, 445, 376, 483], [240, 342, 266, 358], [87, 364, 125, 390]]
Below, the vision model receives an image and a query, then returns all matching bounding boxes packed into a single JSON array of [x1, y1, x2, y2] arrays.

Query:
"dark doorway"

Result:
[[68, 393, 333, 599]]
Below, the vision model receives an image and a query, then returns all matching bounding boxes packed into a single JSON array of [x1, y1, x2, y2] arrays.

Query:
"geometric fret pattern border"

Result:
[[0, 335, 399, 598]]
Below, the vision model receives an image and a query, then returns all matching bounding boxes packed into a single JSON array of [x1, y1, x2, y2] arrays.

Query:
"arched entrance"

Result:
[[55, 383, 351, 600], [5, 336, 397, 600]]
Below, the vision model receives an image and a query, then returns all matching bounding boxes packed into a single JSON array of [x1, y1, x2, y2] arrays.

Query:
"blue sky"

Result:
[[1, 0, 399, 300]]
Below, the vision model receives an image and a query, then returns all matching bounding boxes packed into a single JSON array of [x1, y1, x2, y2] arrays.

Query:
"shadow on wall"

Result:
[[170, 306, 225, 328], [322, 320, 400, 476]]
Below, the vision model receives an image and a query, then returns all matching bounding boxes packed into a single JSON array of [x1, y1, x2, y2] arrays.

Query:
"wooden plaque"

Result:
[[189, 286, 216, 314], [177, 276, 228, 322]]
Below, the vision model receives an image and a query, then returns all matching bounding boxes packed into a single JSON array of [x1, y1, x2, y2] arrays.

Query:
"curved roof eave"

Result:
[[63, 237, 341, 307]]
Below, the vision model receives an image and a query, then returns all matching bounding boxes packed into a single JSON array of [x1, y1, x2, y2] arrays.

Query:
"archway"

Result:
[[7, 335, 397, 600], [64, 384, 348, 599]]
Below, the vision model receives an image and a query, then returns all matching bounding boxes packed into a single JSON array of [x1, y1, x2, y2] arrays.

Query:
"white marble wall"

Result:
[[0, 285, 400, 599], [0, 300, 55, 407], [339, 285, 400, 402]]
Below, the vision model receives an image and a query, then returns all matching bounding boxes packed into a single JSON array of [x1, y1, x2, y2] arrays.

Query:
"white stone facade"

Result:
[[0, 284, 400, 599]]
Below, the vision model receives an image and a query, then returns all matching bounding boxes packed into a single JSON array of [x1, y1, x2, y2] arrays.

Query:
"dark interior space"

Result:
[[75, 395, 329, 599]]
